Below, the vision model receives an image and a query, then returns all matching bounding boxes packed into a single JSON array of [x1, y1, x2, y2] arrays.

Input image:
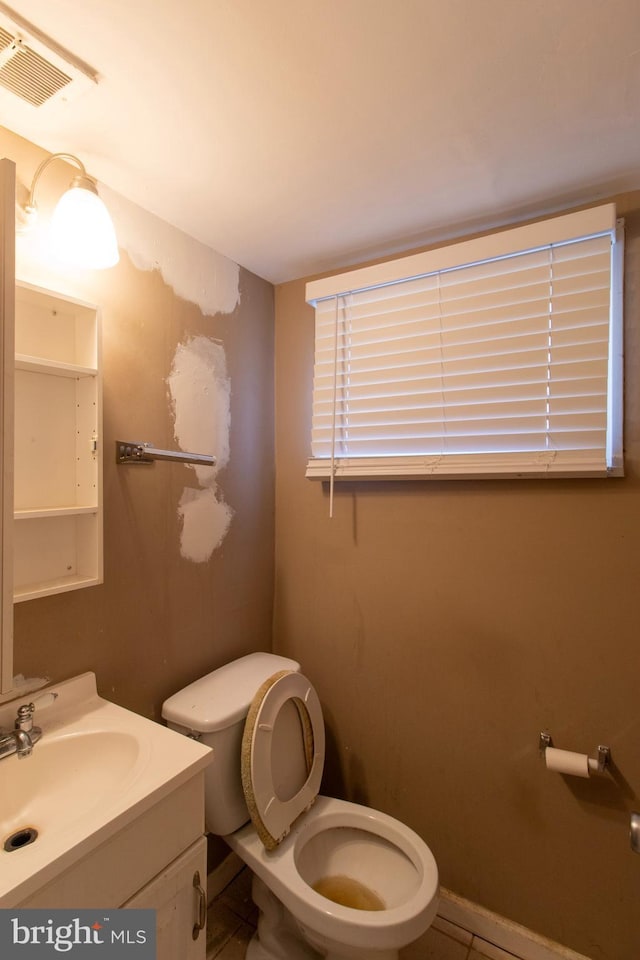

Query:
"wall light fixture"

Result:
[[21, 152, 119, 269]]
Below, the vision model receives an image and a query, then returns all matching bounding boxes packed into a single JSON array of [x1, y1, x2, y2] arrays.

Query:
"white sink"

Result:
[[1, 730, 141, 839], [0, 673, 212, 906]]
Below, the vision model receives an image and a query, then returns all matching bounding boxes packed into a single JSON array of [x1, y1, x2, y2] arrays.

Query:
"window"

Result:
[[306, 204, 623, 485]]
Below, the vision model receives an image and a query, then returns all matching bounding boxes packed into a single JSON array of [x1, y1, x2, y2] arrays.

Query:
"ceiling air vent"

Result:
[[0, 4, 98, 119], [0, 28, 72, 106]]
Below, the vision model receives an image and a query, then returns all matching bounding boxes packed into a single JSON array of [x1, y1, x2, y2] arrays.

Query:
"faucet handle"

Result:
[[15, 702, 35, 732]]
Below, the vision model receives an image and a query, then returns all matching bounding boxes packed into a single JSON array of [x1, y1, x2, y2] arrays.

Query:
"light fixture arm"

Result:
[[26, 152, 97, 215]]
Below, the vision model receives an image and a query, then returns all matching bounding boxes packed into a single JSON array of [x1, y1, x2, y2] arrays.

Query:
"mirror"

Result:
[[0, 157, 15, 698]]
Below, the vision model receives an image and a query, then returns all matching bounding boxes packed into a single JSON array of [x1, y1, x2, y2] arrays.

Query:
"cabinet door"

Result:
[[123, 837, 208, 960]]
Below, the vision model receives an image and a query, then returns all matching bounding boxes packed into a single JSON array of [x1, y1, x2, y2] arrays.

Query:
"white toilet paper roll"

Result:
[[545, 747, 591, 778]]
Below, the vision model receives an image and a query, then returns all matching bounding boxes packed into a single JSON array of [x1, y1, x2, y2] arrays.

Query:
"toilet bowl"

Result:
[[162, 653, 439, 960], [229, 796, 438, 960]]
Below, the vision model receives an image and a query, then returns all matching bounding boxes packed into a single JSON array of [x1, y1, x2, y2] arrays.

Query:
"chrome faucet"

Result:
[[0, 703, 42, 759]]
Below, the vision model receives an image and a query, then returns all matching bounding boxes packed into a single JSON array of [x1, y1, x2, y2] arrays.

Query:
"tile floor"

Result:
[[206, 867, 257, 959], [206, 868, 525, 960]]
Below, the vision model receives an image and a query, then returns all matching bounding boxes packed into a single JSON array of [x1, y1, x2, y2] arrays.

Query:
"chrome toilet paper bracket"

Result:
[[539, 732, 610, 774]]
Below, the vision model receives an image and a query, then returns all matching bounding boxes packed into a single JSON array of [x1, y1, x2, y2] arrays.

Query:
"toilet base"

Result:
[[248, 874, 399, 960], [249, 874, 321, 960]]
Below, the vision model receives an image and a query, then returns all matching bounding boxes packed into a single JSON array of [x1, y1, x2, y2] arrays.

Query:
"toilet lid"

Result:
[[241, 671, 325, 850]]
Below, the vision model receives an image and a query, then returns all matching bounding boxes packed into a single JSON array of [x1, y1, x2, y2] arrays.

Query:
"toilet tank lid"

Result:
[[161, 652, 301, 733]]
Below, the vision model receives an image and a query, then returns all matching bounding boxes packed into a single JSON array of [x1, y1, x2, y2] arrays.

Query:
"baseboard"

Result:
[[438, 888, 592, 960], [206, 855, 591, 960], [206, 851, 244, 903]]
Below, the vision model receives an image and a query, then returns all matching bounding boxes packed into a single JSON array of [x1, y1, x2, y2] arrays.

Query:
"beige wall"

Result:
[[2, 125, 275, 720], [6, 117, 640, 957], [274, 197, 640, 960]]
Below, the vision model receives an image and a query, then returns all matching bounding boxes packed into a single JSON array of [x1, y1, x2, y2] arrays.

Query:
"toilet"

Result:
[[162, 653, 439, 960]]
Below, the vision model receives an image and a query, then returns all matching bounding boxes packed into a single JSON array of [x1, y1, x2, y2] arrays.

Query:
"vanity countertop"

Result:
[[0, 672, 212, 906]]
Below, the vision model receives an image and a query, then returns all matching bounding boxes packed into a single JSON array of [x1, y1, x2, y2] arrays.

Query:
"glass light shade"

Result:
[[50, 182, 119, 269]]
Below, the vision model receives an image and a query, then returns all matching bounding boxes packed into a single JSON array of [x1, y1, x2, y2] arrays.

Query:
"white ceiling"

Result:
[[2, 0, 640, 283]]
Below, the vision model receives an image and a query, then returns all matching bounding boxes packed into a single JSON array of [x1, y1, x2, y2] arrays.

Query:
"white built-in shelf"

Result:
[[15, 355, 98, 378], [14, 282, 103, 602], [15, 506, 99, 520], [14, 574, 100, 603]]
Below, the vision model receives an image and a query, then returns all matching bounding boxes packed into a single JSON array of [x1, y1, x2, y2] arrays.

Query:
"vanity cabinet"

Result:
[[13, 282, 102, 601], [16, 773, 208, 960]]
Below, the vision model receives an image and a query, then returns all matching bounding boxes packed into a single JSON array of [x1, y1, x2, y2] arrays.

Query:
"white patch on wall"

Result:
[[14, 177, 240, 317], [168, 336, 233, 561], [178, 488, 233, 564], [100, 185, 240, 316]]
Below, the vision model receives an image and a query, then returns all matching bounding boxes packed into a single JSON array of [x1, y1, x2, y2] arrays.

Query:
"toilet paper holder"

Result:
[[539, 732, 610, 774]]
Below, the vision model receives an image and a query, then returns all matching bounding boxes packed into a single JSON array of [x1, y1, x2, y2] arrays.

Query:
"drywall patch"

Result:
[[99, 184, 240, 317], [178, 487, 233, 564], [168, 335, 233, 561], [169, 335, 230, 483], [13, 172, 240, 317]]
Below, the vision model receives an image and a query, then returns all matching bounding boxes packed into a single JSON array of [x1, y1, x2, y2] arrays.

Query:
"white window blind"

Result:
[[306, 205, 623, 482]]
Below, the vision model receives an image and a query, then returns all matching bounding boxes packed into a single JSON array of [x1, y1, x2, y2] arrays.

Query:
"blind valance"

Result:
[[306, 204, 623, 482]]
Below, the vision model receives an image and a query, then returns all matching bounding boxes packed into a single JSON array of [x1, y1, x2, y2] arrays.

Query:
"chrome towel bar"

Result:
[[116, 441, 215, 467]]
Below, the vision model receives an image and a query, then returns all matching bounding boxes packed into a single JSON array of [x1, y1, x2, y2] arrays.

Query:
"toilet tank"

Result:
[[162, 652, 300, 836]]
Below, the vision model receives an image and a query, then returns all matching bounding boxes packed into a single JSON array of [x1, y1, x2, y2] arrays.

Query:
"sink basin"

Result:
[[0, 673, 212, 906], [0, 730, 141, 841]]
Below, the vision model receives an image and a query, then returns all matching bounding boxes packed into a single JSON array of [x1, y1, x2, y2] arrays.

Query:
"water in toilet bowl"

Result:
[[312, 875, 385, 911]]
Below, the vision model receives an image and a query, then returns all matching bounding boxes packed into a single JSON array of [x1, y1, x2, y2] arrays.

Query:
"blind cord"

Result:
[[329, 294, 340, 518]]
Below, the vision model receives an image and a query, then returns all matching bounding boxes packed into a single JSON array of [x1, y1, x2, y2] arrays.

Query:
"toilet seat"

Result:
[[241, 670, 325, 850]]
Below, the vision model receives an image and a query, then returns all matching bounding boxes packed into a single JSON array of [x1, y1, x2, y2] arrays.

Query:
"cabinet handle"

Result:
[[192, 870, 207, 940]]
